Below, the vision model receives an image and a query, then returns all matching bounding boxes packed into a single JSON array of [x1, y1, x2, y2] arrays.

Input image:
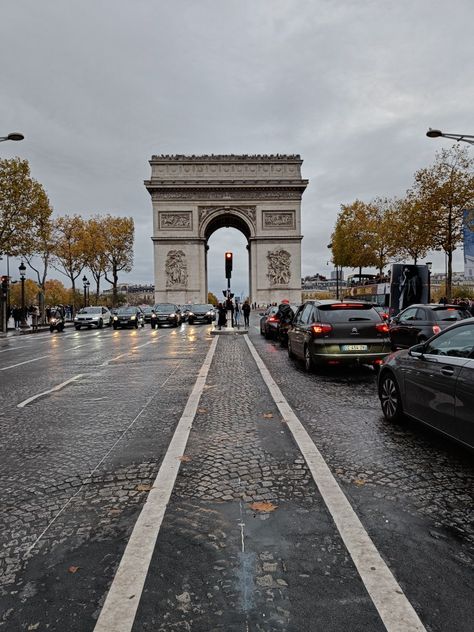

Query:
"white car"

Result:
[[74, 306, 112, 329]]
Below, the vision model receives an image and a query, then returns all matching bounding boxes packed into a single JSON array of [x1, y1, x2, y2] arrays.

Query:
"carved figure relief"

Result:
[[263, 211, 295, 229], [267, 249, 291, 285], [165, 250, 188, 288], [159, 212, 192, 229], [154, 189, 303, 201]]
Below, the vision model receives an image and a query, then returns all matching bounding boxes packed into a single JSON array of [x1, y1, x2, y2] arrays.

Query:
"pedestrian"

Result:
[[234, 300, 241, 328], [13, 306, 21, 329], [30, 305, 40, 331], [217, 302, 227, 330], [242, 300, 251, 327], [226, 298, 234, 327]]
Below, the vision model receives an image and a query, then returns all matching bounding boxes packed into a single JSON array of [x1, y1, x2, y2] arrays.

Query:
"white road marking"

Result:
[[0, 345, 28, 354], [0, 355, 50, 371], [24, 360, 184, 555], [244, 335, 426, 632], [17, 374, 84, 408], [101, 339, 157, 366], [93, 336, 219, 632]]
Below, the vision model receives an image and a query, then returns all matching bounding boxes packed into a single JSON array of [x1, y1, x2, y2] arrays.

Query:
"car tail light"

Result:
[[268, 316, 280, 323], [311, 323, 333, 336], [432, 325, 441, 335], [376, 322, 389, 334]]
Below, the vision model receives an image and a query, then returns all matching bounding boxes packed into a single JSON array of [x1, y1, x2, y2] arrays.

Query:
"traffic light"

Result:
[[1, 275, 8, 300], [225, 252, 233, 279]]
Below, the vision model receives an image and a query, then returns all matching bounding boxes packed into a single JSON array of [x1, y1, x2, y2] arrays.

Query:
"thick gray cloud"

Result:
[[1, 0, 473, 295]]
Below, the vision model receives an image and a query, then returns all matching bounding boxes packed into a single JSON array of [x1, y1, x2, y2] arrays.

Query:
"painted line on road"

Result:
[[17, 374, 84, 408], [24, 359, 185, 555], [101, 339, 157, 366], [244, 335, 426, 632], [0, 345, 29, 354], [93, 336, 219, 632], [0, 354, 50, 371]]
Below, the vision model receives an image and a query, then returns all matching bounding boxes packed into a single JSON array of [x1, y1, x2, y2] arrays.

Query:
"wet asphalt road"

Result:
[[0, 318, 472, 631]]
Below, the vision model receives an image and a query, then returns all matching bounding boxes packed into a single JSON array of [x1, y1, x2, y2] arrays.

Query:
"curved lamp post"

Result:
[[19, 261, 28, 329], [426, 129, 474, 146], [82, 275, 88, 308], [0, 132, 24, 143]]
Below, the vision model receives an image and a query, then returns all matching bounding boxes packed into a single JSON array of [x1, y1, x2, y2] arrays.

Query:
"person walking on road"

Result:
[[242, 300, 251, 328], [217, 302, 227, 330], [234, 300, 241, 329]]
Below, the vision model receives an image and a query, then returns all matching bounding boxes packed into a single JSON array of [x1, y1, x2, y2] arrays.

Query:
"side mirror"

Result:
[[408, 343, 425, 358]]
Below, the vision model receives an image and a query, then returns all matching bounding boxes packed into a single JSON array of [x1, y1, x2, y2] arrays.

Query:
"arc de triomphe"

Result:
[[145, 154, 308, 305]]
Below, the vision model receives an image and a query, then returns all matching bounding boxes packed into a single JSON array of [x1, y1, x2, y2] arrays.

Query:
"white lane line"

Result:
[[0, 355, 50, 371], [93, 336, 219, 632], [17, 374, 84, 408], [244, 335, 426, 632], [101, 339, 157, 366], [0, 345, 28, 354], [24, 360, 184, 555]]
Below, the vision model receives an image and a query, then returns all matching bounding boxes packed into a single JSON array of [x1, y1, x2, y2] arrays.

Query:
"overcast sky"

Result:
[[1, 0, 473, 296]]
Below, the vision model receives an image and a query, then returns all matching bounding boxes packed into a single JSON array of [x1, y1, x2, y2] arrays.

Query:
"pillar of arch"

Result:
[[145, 155, 308, 305]]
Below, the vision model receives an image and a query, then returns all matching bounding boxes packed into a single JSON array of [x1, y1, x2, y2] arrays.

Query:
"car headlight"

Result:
[[206, 311, 212, 315], [50, 318, 57, 324], [130, 315, 136, 320], [151, 313, 157, 318], [188, 312, 194, 317], [113, 316, 118, 321], [170, 313, 176, 317]]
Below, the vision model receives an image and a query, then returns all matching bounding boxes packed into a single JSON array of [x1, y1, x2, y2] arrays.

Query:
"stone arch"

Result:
[[146, 155, 308, 305]]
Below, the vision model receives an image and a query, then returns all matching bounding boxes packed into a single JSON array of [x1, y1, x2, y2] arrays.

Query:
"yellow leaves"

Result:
[[197, 408, 207, 414], [262, 412, 274, 419], [178, 455, 192, 462], [249, 502, 278, 513], [353, 478, 366, 487], [136, 484, 153, 492], [68, 565, 80, 574]]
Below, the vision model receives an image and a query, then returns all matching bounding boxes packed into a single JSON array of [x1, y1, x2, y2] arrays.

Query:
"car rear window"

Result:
[[318, 304, 379, 322], [432, 308, 470, 322]]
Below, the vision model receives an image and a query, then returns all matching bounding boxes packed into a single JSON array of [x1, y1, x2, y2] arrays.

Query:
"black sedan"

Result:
[[378, 318, 474, 449], [153, 303, 182, 328], [287, 300, 391, 370], [187, 304, 215, 325], [389, 303, 470, 350], [259, 306, 280, 339], [112, 306, 145, 329]]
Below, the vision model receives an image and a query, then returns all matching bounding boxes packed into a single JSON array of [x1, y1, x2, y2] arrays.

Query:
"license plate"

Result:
[[341, 344, 368, 351]]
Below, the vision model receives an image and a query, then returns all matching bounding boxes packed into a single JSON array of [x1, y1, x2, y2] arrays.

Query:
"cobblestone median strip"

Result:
[[244, 335, 427, 632], [93, 336, 218, 632]]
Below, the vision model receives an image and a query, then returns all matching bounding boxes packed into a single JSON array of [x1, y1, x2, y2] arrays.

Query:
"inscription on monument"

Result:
[[263, 211, 295, 229], [159, 212, 192, 230], [267, 248, 291, 285]]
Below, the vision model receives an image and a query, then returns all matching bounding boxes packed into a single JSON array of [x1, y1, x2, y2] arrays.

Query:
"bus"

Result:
[[344, 264, 430, 317]]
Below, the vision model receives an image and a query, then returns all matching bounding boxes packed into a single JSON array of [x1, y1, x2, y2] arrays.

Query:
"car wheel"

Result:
[[288, 338, 295, 359], [50, 326, 54, 333], [189, 319, 194, 325], [75, 325, 81, 330], [98, 319, 103, 329], [134, 321, 138, 329], [379, 371, 403, 422], [304, 346, 314, 372], [113, 324, 117, 330]]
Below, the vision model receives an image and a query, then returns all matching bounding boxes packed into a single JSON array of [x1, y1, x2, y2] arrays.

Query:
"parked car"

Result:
[[74, 306, 111, 330], [389, 304, 471, 350], [112, 306, 145, 329], [378, 318, 474, 449], [49, 308, 66, 333], [259, 306, 280, 338], [187, 304, 215, 325], [287, 300, 391, 370], [153, 303, 182, 327]]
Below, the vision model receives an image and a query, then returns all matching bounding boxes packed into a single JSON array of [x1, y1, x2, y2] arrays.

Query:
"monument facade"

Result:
[[145, 154, 308, 305]]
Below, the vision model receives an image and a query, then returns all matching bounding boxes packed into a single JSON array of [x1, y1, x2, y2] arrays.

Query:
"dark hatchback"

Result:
[[378, 318, 474, 449], [187, 304, 215, 325], [259, 306, 280, 339], [112, 306, 145, 329], [153, 303, 182, 328], [389, 304, 471, 350], [287, 300, 391, 371]]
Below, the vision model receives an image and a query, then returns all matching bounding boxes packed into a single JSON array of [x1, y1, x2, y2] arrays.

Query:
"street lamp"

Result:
[[426, 128, 474, 146], [0, 132, 24, 143], [19, 261, 28, 329], [86, 279, 90, 306], [425, 261, 432, 302], [82, 275, 88, 308]]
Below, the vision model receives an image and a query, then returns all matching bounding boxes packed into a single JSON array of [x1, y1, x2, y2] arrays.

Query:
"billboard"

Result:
[[390, 264, 429, 316], [463, 210, 474, 279]]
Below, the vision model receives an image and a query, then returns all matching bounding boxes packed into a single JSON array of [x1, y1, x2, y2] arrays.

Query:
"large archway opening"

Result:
[[205, 214, 250, 302]]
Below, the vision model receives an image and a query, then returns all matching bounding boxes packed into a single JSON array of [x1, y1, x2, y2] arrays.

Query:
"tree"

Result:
[[411, 145, 474, 300], [331, 200, 378, 273], [44, 279, 70, 306], [9, 278, 40, 307], [24, 215, 56, 322], [207, 292, 218, 305], [390, 196, 436, 265], [0, 158, 52, 256], [83, 216, 108, 301], [364, 197, 398, 274], [102, 215, 134, 306], [51, 215, 86, 310]]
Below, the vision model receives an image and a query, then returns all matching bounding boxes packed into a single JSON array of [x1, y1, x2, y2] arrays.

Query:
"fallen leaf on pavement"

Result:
[[136, 484, 153, 492], [263, 413, 273, 419], [108, 508, 122, 516], [198, 408, 207, 413], [68, 566, 80, 574], [27, 624, 40, 630], [353, 479, 366, 487], [249, 501, 277, 513], [178, 455, 192, 462]]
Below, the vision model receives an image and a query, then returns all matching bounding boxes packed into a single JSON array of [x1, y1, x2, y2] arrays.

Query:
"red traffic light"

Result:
[[225, 252, 233, 278]]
